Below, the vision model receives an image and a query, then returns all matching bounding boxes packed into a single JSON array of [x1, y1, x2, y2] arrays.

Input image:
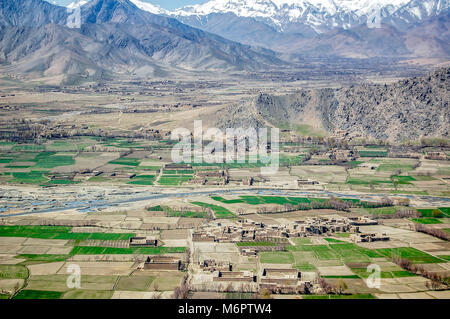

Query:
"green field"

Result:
[[391, 175, 416, 184], [32, 153, 75, 169], [287, 243, 381, 263], [376, 247, 445, 264], [109, 158, 141, 166], [167, 211, 208, 218], [158, 176, 193, 185], [351, 268, 415, 279], [147, 205, 164, 211], [190, 202, 235, 218], [260, 252, 294, 264], [14, 290, 62, 299], [128, 174, 155, 185], [0, 226, 135, 240], [9, 171, 49, 184], [12, 145, 45, 152], [0, 265, 29, 279], [411, 218, 443, 224], [324, 238, 345, 243], [438, 207, 450, 216], [17, 254, 70, 265], [347, 177, 392, 186], [359, 150, 387, 157], [437, 255, 450, 261], [377, 163, 414, 172], [163, 169, 194, 175], [70, 246, 186, 255], [211, 196, 245, 204], [417, 209, 435, 217]]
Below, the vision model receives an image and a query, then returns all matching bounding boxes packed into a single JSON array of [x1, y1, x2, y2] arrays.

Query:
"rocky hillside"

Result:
[[0, 0, 286, 84], [216, 68, 450, 142]]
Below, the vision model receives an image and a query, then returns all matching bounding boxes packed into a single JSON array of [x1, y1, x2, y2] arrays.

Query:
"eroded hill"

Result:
[[216, 68, 450, 142]]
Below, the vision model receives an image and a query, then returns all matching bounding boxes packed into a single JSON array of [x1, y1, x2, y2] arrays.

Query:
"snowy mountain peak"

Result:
[[172, 0, 449, 32], [173, 0, 413, 16], [67, 0, 88, 9], [63, 0, 449, 34], [128, 0, 167, 15], [67, 0, 167, 15]]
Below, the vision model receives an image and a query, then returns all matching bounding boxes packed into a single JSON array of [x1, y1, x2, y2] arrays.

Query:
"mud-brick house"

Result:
[[144, 256, 181, 271], [129, 237, 158, 247]]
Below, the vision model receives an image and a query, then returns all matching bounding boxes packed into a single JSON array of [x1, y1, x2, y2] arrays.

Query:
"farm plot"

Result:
[[8, 171, 49, 184], [375, 247, 446, 264], [62, 290, 114, 299], [127, 174, 156, 185], [259, 252, 294, 264], [70, 246, 186, 255], [0, 265, 29, 279], [14, 290, 63, 299], [0, 226, 135, 241], [57, 262, 134, 276], [108, 158, 141, 167], [291, 251, 317, 271], [116, 275, 155, 291], [411, 218, 443, 224], [26, 274, 117, 292], [190, 202, 235, 218], [158, 175, 193, 186], [132, 271, 185, 291]]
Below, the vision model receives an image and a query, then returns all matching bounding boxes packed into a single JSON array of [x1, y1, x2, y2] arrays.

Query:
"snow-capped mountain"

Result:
[[57, 0, 450, 59], [64, 0, 449, 34], [67, 0, 167, 14], [172, 0, 449, 33], [128, 0, 167, 15], [67, 0, 88, 9]]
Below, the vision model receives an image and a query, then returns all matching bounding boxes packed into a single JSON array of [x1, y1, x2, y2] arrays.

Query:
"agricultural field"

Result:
[[190, 202, 235, 218], [0, 136, 449, 300]]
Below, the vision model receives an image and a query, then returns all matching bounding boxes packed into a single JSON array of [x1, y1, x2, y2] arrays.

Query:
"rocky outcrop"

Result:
[[216, 68, 450, 142]]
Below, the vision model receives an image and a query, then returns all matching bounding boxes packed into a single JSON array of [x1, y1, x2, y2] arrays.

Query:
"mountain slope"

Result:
[[216, 68, 450, 142], [167, 0, 450, 58], [0, 0, 286, 83]]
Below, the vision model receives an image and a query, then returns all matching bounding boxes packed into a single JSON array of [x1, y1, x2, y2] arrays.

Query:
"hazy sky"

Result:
[[50, 0, 204, 10]]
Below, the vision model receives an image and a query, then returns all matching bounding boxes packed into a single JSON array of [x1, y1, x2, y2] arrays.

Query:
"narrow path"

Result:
[[154, 168, 164, 186]]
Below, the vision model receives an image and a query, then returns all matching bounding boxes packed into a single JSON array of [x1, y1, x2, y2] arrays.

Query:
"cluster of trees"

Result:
[[317, 277, 348, 295], [372, 208, 421, 220], [258, 282, 313, 296], [414, 224, 450, 241], [256, 197, 393, 215], [197, 282, 256, 294], [392, 257, 449, 289], [173, 274, 190, 299]]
